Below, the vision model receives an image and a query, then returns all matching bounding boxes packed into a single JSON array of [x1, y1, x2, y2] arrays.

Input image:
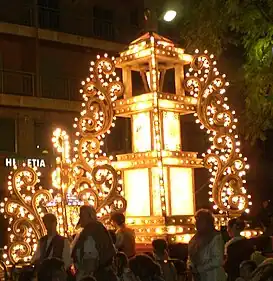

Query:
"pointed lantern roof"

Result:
[[116, 32, 193, 71]]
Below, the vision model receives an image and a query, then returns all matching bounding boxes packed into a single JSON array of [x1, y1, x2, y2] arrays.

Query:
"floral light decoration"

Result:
[[1, 166, 53, 265], [70, 54, 126, 222], [184, 49, 251, 214], [1, 53, 127, 265]]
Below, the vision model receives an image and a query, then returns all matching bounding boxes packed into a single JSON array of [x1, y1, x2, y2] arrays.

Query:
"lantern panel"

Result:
[[163, 111, 181, 151], [170, 167, 194, 215], [124, 168, 150, 216], [132, 112, 151, 153]]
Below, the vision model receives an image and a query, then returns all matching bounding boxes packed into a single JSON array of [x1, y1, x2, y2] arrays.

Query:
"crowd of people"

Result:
[[16, 206, 273, 281]]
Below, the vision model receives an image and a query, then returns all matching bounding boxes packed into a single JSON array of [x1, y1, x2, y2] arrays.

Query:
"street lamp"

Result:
[[144, 0, 181, 32], [163, 10, 177, 22]]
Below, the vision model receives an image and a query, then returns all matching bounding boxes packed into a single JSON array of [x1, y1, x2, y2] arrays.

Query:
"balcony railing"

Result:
[[0, 69, 82, 101], [0, 4, 116, 42], [39, 75, 81, 101], [0, 70, 34, 97]]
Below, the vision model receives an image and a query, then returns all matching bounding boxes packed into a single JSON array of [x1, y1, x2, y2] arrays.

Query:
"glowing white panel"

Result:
[[163, 112, 181, 151], [151, 167, 169, 216], [170, 168, 194, 215], [124, 169, 150, 216], [132, 113, 151, 153]]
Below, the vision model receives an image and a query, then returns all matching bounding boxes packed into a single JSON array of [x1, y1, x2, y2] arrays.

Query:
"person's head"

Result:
[[195, 209, 215, 235], [240, 260, 257, 280], [259, 264, 273, 281], [227, 218, 245, 238], [37, 258, 66, 281], [129, 254, 161, 279], [115, 252, 129, 276], [43, 213, 57, 235], [79, 205, 97, 228], [144, 252, 155, 260], [111, 212, 126, 228], [152, 239, 168, 256]]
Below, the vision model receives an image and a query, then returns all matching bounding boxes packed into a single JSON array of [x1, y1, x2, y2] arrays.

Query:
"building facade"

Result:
[[0, 0, 144, 200]]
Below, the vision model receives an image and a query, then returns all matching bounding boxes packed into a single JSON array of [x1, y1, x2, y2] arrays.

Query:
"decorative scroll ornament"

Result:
[[71, 54, 126, 224], [2, 54, 126, 265], [184, 50, 251, 214], [1, 167, 53, 264]]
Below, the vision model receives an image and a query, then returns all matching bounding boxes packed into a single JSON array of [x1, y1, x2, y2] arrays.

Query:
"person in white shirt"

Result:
[[71, 205, 117, 281], [31, 213, 71, 270], [188, 209, 227, 281]]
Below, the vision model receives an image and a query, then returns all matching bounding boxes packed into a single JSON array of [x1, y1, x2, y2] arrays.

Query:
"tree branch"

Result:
[[255, 2, 273, 24]]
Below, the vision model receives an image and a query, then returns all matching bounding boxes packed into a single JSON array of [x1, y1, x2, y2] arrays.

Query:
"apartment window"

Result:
[[0, 118, 16, 153], [34, 121, 51, 152], [38, 0, 60, 30], [93, 6, 114, 40]]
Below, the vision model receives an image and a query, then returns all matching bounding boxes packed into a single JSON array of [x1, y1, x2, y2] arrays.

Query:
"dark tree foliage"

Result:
[[180, 0, 273, 144]]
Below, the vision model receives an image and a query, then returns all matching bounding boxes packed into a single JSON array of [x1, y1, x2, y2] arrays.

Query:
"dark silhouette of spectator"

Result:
[[129, 254, 164, 281], [152, 239, 177, 281], [111, 212, 136, 258], [168, 243, 188, 263], [71, 205, 117, 281], [250, 261, 273, 281], [144, 252, 155, 260], [31, 213, 71, 269], [115, 252, 138, 281], [235, 260, 256, 281], [258, 200, 273, 232], [173, 260, 187, 281], [109, 230, 117, 245], [37, 258, 67, 281], [225, 219, 254, 281]]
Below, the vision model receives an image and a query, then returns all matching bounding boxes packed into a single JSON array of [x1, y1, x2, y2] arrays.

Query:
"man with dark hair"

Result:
[[31, 213, 71, 269], [152, 239, 177, 281], [71, 205, 117, 281], [111, 212, 136, 258]]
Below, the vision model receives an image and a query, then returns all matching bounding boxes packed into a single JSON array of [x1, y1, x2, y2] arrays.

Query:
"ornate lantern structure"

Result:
[[1, 31, 251, 264], [113, 33, 202, 243]]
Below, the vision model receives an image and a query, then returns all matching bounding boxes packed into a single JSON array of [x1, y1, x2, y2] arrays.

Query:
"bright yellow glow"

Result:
[[176, 234, 193, 243], [133, 101, 153, 111], [170, 168, 194, 215], [124, 169, 150, 216], [179, 54, 193, 63], [163, 112, 181, 151], [158, 99, 177, 109], [151, 168, 169, 216], [163, 10, 177, 22], [146, 72, 160, 91], [132, 113, 151, 152]]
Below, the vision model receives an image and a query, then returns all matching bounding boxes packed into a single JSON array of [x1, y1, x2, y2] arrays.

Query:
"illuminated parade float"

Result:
[[1, 31, 252, 264]]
